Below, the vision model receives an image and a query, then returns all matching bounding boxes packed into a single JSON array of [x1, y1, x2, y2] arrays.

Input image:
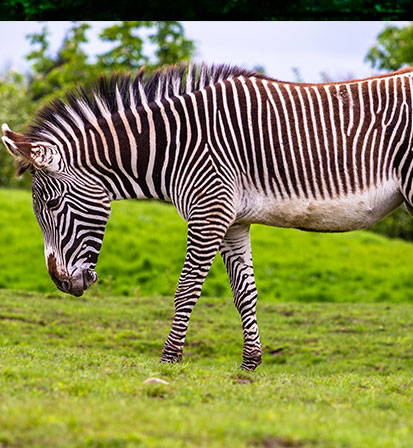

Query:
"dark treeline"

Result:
[[0, 0, 410, 20]]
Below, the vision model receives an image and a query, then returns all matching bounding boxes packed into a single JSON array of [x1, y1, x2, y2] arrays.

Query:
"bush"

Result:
[[370, 205, 413, 241], [0, 72, 35, 188]]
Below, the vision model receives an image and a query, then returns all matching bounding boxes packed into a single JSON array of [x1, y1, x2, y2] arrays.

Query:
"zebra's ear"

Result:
[[1, 123, 59, 171]]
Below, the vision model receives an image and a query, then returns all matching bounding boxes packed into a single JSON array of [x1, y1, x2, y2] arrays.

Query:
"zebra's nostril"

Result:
[[83, 268, 97, 288]]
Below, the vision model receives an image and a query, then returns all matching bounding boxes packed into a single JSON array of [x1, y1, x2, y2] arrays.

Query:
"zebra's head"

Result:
[[2, 124, 111, 296]]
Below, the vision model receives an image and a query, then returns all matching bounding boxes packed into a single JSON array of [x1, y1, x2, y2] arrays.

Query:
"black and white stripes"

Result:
[[3, 63, 413, 369]]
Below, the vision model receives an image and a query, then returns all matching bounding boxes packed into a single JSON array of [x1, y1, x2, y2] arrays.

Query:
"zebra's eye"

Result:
[[46, 198, 60, 209]]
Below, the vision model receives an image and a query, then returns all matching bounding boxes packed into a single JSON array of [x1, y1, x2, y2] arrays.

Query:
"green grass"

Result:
[[1, 188, 413, 447], [1, 188, 413, 302], [0, 290, 412, 447]]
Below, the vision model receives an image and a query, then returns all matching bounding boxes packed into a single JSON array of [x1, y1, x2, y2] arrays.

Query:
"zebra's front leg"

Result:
[[220, 224, 262, 371], [160, 217, 231, 364]]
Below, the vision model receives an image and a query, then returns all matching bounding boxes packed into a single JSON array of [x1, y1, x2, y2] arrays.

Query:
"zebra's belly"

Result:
[[237, 183, 403, 232]]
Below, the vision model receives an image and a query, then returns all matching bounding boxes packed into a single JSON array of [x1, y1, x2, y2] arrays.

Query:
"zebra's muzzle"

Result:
[[47, 254, 98, 296], [54, 268, 97, 297]]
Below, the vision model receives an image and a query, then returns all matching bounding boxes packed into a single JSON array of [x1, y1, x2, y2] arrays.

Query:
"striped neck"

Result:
[[76, 91, 205, 204]]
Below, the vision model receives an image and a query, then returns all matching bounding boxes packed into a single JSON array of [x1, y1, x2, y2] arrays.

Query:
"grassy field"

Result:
[[0, 289, 412, 447], [1, 188, 413, 447], [1, 188, 413, 302]]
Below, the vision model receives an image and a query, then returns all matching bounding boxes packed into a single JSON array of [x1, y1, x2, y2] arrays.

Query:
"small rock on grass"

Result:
[[143, 377, 169, 385]]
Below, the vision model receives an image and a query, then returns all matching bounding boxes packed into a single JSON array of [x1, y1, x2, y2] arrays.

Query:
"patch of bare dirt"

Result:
[[251, 436, 305, 447], [268, 347, 286, 357]]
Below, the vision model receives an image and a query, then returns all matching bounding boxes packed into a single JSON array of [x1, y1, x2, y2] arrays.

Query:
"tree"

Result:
[[97, 21, 195, 71], [365, 23, 413, 71], [26, 22, 99, 103]]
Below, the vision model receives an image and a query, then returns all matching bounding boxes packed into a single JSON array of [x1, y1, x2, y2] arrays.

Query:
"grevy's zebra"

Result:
[[2, 64, 413, 370]]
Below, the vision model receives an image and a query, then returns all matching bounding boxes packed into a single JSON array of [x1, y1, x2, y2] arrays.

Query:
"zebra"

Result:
[[2, 63, 413, 370]]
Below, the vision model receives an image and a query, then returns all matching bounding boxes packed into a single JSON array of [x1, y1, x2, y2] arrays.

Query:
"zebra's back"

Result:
[[210, 70, 413, 231]]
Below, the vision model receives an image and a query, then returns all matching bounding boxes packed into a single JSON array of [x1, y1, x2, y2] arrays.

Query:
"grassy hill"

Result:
[[1, 187, 413, 302], [1, 187, 413, 447]]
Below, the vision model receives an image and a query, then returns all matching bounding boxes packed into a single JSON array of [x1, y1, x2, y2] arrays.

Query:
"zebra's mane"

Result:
[[26, 63, 264, 139]]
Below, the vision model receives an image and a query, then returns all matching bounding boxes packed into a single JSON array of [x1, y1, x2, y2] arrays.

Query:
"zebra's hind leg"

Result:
[[220, 224, 262, 371], [160, 214, 233, 364]]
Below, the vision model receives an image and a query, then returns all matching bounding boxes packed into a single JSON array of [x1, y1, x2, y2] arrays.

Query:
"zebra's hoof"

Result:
[[160, 351, 183, 364], [240, 356, 262, 371]]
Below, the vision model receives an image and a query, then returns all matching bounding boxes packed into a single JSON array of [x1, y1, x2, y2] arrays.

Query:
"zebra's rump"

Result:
[[236, 181, 403, 232]]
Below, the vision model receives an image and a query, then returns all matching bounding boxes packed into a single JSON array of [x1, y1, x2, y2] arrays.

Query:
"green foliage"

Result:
[[26, 23, 98, 103], [1, 0, 86, 19], [98, 21, 195, 71], [365, 23, 413, 70], [287, 0, 409, 19], [0, 290, 412, 446], [371, 206, 413, 241], [1, 188, 413, 302]]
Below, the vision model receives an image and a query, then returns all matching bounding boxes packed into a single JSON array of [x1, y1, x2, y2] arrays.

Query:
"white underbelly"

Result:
[[236, 182, 403, 232]]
